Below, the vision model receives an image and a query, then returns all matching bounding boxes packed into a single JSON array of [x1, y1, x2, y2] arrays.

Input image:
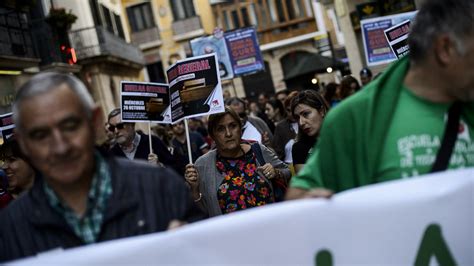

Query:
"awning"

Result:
[[284, 53, 345, 80]]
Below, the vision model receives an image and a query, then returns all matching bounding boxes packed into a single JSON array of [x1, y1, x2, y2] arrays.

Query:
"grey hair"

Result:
[[13, 72, 95, 128], [409, 0, 474, 63], [107, 108, 121, 121]]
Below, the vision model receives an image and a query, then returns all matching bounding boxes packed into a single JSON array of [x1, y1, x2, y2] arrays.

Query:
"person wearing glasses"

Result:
[[107, 108, 178, 171]]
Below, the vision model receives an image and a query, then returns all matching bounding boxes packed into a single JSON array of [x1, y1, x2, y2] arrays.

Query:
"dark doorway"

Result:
[[241, 61, 274, 102]]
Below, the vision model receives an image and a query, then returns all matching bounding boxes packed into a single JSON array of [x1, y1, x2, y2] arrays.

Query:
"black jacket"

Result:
[[0, 156, 204, 262], [110, 132, 180, 173]]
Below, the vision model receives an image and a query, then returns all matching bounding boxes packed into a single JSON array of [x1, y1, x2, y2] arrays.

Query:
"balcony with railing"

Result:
[[68, 26, 145, 67], [130, 26, 161, 48], [214, 0, 318, 45], [0, 8, 39, 68], [172, 16, 205, 41]]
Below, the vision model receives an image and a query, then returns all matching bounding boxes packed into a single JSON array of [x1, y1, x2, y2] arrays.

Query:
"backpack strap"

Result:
[[250, 142, 266, 166], [431, 102, 461, 173]]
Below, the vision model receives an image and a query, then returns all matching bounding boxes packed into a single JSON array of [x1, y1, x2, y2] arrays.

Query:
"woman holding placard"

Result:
[[184, 107, 290, 217]]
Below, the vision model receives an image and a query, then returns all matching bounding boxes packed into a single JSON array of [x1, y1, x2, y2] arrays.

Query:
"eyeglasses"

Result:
[[107, 123, 126, 132]]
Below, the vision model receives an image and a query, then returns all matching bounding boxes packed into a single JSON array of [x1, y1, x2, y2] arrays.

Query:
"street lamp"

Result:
[[326, 67, 333, 73]]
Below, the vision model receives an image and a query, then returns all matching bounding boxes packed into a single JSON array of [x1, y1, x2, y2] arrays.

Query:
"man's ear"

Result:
[[434, 34, 458, 66]]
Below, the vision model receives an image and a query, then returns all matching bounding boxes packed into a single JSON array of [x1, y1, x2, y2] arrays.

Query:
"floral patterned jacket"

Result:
[[194, 143, 290, 217]]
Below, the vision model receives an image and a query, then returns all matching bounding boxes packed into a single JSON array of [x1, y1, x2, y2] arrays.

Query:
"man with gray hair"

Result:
[[287, 0, 474, 199], [0, 72, 203, 262], [107, 108, 178, 170]]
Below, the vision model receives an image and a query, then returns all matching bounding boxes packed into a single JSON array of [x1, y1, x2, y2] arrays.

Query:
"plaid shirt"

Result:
[[43, 152, 112, 244]]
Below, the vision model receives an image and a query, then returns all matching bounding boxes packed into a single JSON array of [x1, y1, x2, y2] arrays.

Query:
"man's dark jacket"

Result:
[[0, 155, 204, 262], [110, 132, 179, 172]]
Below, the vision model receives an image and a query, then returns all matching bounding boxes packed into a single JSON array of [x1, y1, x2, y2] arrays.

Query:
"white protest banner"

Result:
[[167, 53, 225, 123], [384, 19, 411, 59], [12, 168, 473, 265], [120, 81, 171, 124]]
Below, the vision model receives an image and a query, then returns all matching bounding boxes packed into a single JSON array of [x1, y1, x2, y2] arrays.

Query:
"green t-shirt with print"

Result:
[[376, 86, 474, 182], [291, 56, 474, 193]]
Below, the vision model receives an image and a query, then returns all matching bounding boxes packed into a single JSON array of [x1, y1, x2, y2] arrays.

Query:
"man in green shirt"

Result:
[[287, 0, 474, 199]]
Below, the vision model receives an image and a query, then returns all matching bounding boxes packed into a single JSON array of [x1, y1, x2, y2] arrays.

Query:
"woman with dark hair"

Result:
[[323, 82, 340, 107], [291, 90, 330, 173], [264, 98, 286, 127], [0, 139, 35, 200], [184, 107, 290, 217], [338, 75, 360, 100]]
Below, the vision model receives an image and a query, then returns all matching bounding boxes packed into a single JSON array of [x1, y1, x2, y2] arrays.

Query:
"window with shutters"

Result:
[[170, 0, 196, 21], [126, 3, 156, 32]]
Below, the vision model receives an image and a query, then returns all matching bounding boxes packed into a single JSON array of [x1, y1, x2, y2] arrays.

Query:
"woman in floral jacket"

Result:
[[185, 107, 290, 217]]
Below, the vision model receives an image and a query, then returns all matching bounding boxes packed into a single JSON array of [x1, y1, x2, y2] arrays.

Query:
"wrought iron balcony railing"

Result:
[[68, 26, 145, 66]]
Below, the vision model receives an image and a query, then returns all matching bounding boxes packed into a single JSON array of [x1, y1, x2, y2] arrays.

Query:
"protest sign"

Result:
[[384, 19, 411, 59], [13, 168, 474, 265], [120, 81, 171, 124], [224, 27, 264, 75], [0, 113, 14, 145], [361, 11, 417, 66], [167, 53, 224, 123], [190, 33, 234, 80]]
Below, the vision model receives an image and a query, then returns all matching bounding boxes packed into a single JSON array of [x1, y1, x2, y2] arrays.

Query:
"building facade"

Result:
[[121, 0, 215, 84], [328, 0, 421, 77], [0, 2, 38, 115], [119, 0, 345, 101], [54, 0, 146, 118], [0, 0, 82, 115], [210, 0, 346, 99]]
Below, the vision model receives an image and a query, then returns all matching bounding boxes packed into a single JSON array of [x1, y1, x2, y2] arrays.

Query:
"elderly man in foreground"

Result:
[[0, 72, 204, 262]]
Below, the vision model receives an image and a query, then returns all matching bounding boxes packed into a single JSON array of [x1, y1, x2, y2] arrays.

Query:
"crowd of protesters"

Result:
[[0, 67, 365, 260], [0, 0, 473, 262], [0, 68, 367, 246]]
